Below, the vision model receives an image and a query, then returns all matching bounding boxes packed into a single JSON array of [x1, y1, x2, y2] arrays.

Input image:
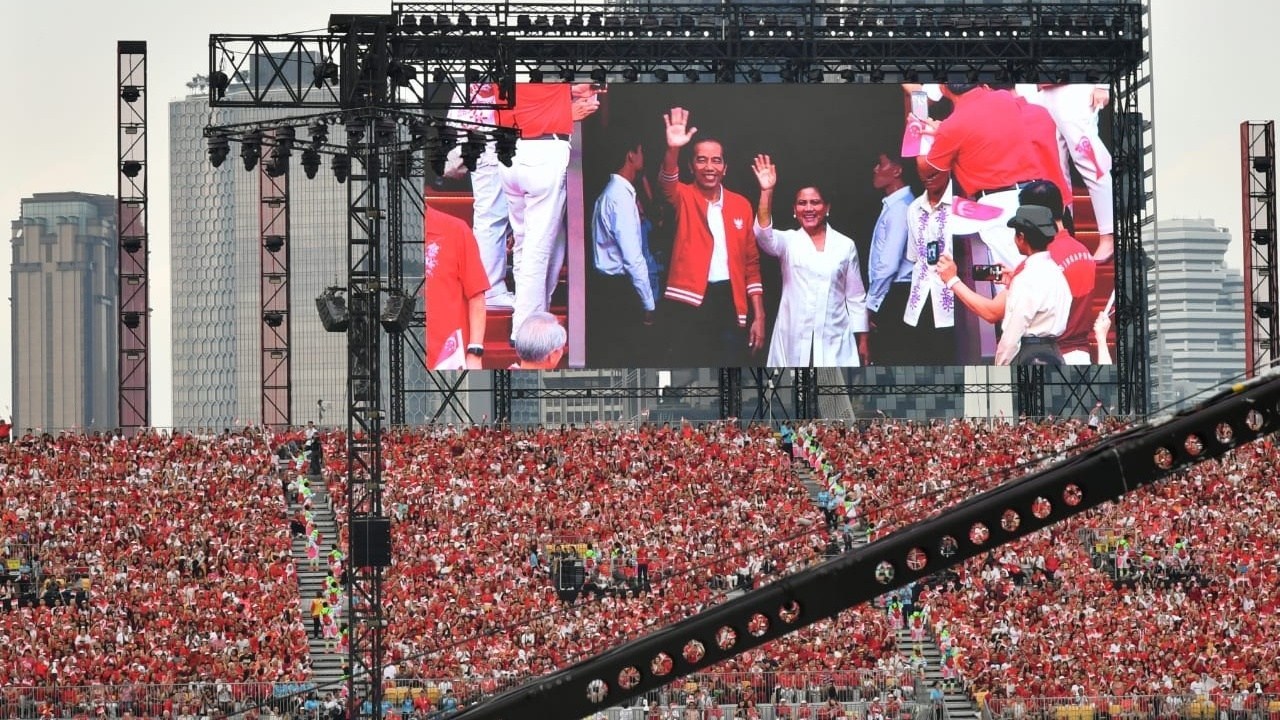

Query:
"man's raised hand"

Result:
[[664, 107, 698, 148]]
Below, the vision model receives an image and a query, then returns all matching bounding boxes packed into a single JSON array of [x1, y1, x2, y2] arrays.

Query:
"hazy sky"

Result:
[[0, 0, 1272, 426]]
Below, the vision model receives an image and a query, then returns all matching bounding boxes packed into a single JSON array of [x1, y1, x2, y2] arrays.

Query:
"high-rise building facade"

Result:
[[170, 88, 356, 429], [1147, 219, 1245, 410], [9, 192, 118, 431]]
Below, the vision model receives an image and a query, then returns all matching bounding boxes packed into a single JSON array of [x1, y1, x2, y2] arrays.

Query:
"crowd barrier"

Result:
[[978, 695, 1280, 720], [0, 669, 930, 719]]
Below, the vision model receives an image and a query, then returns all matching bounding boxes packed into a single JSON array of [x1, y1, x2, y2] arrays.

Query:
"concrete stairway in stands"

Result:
[[291, 475, 346, 691], [895, 627, 982, 720]]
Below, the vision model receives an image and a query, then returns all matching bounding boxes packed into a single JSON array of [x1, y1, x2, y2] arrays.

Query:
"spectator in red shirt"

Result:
[[423, 203, 489, 369]]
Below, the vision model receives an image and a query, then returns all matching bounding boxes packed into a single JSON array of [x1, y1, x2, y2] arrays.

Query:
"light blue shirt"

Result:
[[592, 174, 656, 312], [867, 185, 916, 313]]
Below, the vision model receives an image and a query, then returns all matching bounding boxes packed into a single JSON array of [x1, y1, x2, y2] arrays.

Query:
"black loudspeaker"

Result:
[[351, 518, 392, 567], [380, 291, 415, 334]]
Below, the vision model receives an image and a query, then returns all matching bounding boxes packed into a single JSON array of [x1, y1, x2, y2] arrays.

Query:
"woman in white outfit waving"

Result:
[[752, 154, 870, 367]]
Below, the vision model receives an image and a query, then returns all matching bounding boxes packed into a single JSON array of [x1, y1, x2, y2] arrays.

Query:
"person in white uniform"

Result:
[[751, 154, 869, 367]]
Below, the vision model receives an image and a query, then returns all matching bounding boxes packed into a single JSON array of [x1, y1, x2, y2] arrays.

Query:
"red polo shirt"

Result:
[[926, 87, 1041, 196], [423, 205, 489, 368], [496, 84, 573, 137]]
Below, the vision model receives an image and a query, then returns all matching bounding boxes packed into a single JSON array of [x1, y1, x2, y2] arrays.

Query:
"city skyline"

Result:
[[2, 0, 1274, 426]]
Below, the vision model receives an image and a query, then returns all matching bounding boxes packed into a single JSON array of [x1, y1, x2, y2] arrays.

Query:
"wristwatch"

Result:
[[466, 345, 485, 357]]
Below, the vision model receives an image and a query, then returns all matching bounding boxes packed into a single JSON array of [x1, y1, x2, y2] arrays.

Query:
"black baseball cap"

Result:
[[1006, 205, 1057, 237]]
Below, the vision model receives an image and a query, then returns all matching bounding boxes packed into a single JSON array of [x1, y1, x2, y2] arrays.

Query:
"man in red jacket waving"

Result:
[[658, 106, 766, 367]]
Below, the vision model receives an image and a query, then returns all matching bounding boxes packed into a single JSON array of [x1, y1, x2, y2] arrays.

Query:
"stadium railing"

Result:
[[978, 694, 1280, 720]]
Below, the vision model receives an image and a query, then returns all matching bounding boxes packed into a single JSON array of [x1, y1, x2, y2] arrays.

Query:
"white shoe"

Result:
[[485, 289, 515, 309]]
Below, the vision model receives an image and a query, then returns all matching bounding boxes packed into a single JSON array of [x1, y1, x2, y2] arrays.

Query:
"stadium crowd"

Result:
[[0, 430, 310, 692], [0, 415, 1277, 718]]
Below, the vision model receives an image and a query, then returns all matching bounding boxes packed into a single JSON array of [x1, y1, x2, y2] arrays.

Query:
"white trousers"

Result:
[[1039, 84, 1114, 235], [500, 138, 569, 340], [471, 151, 512, 295]]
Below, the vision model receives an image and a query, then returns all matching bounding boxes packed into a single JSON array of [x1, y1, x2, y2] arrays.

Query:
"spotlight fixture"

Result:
[[121, 237, 143, 254], [465, 68, 482, 84], [559, 68, 576, 83], [264, 236, 285, 253], [121, 160, 143, 179], [264, 311, 285, 328], [461, 131, 487, 172], [621, 67, 638, 83], [122, 312, 142, 330], [315, 288, 349, 332], [120, 86, 141, 103], [807, 67, 825, 83], [312, 61, 339, 88], [208, 135, 230, 168], [437, 125, 459, 153], [717, 66, 735, 83], [432, 67, 449, 84], [209, 71, 230, 100], [427, 145, 447, 176], [840, 69, 856, 83], [529, 68, 545, 83], [1254, 229, 1274, 246], [308, 120, 328, 146], [870, 68, 885, 83], [653, 68, 669, 83], [388, 62, 416, 87], [779, 65, 797, 83], [495, 127, 518, 167], [409, 120, 428, 150], [241, 130, 263, 172], [684, 69, 699, 83], [332, 153, 350, 184], [400, 14, 418, 34], [301, 148, 321, 179], [1256, 302, 1276, 320], [1253, 156, 1273, 173], [902, 68, 919, 83], [747, 69, 763, 83], [590, 68, 607, 83]]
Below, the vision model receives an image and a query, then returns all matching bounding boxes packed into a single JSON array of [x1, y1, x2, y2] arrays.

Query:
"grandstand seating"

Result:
[[1, 418, 1278, 719]]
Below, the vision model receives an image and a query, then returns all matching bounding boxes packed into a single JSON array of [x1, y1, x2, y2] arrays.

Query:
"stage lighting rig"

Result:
[[312, 61, 339, 89], [332, 153, 350, 184], [207, 134, 230, 168], [209, 70, 229, 100], [301, 148, 321, 179], [495, 127, 518, 167], [240, 130, 262, 172], [461, 131, 486, 172], [316, 287, 349, 332]]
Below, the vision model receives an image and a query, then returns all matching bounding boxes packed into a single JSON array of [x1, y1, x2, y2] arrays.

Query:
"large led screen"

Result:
[[425, 82, 1117, 370]]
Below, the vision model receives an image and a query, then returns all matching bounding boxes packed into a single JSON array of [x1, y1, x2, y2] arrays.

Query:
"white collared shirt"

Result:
[[995, 251, 1071, 365], [706, 187, 730, 283]]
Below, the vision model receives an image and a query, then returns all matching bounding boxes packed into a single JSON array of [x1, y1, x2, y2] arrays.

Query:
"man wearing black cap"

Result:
[[993, 205, 1071, 365]]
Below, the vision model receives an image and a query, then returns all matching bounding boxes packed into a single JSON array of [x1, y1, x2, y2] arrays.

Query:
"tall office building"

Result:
[[1147, 219, 1245, 410], [170, 67, 459, 428], [9, 192, 118, 431]]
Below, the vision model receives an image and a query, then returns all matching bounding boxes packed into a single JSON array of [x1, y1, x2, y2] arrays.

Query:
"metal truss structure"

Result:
[[117, 41, 150, 430], [454, 371, 1280, 720], [260, 132, 293, 428], [207, 2, 1147, 716], [1242, 121, 1278, 378]]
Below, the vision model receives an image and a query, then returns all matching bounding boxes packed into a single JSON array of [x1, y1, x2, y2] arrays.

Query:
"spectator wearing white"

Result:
[[989, 205, 1071, 365]]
